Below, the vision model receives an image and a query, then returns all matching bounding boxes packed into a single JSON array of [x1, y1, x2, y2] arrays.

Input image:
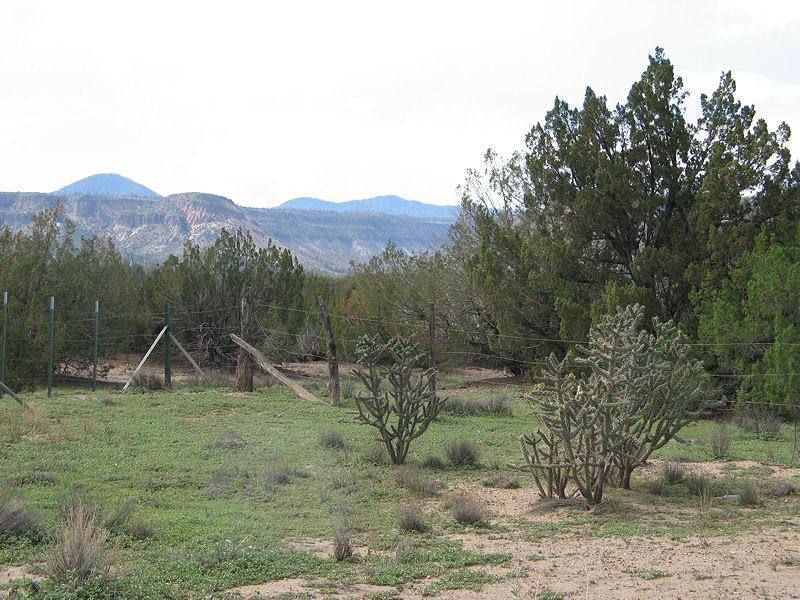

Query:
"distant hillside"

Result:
[[54, 173, 161, 198], [0, 191, 453, 273], [280, 195, 458, 219]]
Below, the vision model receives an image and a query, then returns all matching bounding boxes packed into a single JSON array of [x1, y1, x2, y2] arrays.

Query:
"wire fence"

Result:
[[1, 291, 798, 416]]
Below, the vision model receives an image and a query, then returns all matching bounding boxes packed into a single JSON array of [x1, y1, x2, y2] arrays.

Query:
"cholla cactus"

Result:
[[521, 305, 707, 505], [353, 335, 444, 465]]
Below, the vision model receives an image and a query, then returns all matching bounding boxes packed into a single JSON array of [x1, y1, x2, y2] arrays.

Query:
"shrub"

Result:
[[660, 461, 685, 485], [707, 424, 732, 459], [130, 517, 154, 540], [395, 467, 439, 496], [333, 531, 353, 561], [397, 504, 428, 532], [445, 439, 479, 467], [45, 503, 114, 583], [360, 441, 388, 465], [352, 335, 444, 465], [0, 493, 40, 535], [482, 474, 520, 489], [737, 481, 763, 507], [645, 478, 664, 496], [443, 392, 513, 416], [264, 468, 292, 485], [130, 372, 164, 391], [734, 408, 782, 439], [320, 430, 346, 450], [685, 472, 710, 497], [423, 455, 445, 470], [484, 391, 514, 415], [450, 494, 487, 526], [339, 376, 354, 400]]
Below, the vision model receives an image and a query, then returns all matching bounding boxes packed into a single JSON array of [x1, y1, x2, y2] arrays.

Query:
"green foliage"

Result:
[[696, 223, 800, 415], [352, 335, 444, 464], [460, 47, 794, 372], [154, 228, 305, 364], [0, 205, 144, 388]]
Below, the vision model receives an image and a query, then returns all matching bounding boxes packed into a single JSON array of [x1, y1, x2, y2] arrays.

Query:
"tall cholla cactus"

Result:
[[353, 335, 444, 465], [520, 305, 707, 505]]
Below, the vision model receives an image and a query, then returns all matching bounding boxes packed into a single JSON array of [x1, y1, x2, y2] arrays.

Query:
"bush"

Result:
[[443, 392, 513, 416], [333, 531, 353, 561], [734, 408, 782, 439], [130, 517, 154, 540], [397, 504, 428, 532], [45, 503, 114, 583], [395, 467, 439, 496], [320, 430, 346, 450], [685, 472, 710, 497], [660, 461, 685, 485], [737, 481, 763, 507], [0, 493, 40, 535], [482, 474, 519, 489], [450, 494, 487, 526], [445, 439, 479, 467], [130, 372, 164, 391], [423, 455, 445, 470], [707, 424, 732, 459]]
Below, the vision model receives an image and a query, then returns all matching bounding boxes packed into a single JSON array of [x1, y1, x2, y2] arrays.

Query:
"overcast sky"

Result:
[[1, 1, 798, 207]]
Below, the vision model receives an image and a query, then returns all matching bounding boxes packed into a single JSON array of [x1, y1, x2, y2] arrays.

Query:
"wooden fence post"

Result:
[[318, 296, 340, 407], [236, 287, 254, 392]]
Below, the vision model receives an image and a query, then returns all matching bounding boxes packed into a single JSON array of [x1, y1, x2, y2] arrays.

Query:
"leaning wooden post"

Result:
[[318, 295, 339, 407], [428, 301, 436, 393], [236, 287, 254, 392]]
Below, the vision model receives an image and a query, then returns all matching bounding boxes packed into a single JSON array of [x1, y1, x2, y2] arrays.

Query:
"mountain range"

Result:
[[0, 174, 459, 273]]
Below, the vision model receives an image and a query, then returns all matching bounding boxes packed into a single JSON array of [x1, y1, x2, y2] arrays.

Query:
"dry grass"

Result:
[[707, 423, 732, 459], [0, 493, 40, 535], [397, 503, 428, 532], [445, 439, 480, 467], [395, 466, 439, 496], [449, 493, 488, 526], [45, 502, 115, 583], [333, 531, 353, 561]]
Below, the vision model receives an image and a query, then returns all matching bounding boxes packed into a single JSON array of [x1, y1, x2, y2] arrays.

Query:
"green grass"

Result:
[[1, 383, 798, 599]]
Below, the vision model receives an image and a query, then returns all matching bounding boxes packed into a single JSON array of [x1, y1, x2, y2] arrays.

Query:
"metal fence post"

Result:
[[48, 296, 54, 398], [93, 300, 99, 392], [1, 291, 6, 397], [164, 303, 171, 388]]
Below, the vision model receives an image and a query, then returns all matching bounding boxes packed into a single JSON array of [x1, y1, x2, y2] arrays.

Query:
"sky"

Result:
[[1, 1, 798, 208]]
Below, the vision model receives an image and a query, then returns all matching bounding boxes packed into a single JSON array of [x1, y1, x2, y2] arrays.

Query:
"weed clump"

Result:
[[707, 424, 732, 459], [445, 439, 479, 467], [45, 503, 115, 584], [685, 472, 710, 497], [320, 430, 346, 450], [0, 493, 40, 535], [660, 461, 685, 484], [397, 503, 428, 532], [130, 372, 164, 392], [482, 474, 520, 489], [395, 467, 439, 496], [734, 408, 782, 439], [449, 494, 488, 526], [423, 455, 445, 470], [130, 517, 155, 540], [333, 531, 353, 561]]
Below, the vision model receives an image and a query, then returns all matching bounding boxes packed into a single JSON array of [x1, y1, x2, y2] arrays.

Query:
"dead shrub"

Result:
[[130, 372, 164, 391], [449, 493, 488, 526], [45, 502, 115, 584], [767, 481, 797, 497]]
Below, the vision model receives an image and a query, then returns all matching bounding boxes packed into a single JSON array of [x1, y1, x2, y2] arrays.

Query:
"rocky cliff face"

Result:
[[0, 191, 452, 272]]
